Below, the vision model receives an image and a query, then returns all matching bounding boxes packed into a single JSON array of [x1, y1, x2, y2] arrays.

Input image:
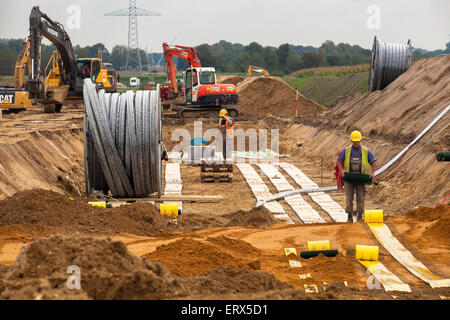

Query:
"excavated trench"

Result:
[[0, 60, 449, 299]]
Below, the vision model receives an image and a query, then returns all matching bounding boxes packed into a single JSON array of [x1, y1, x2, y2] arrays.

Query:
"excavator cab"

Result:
[[184, 67, 220, 104], [74, 53, 115, 93]]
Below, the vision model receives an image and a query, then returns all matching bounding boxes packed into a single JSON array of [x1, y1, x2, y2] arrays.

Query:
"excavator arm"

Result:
[[27, 6, 76, 99], [162, 43, 202, 97], [248, 65, 270, 76], [14, 37, 31, 89]]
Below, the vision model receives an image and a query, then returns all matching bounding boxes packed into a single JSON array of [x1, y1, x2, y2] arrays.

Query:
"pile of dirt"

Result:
[[0, 108, 85, 200], [406, 204, 449, 221], [0, 189, 174, 236], [144, 236, 261, 277], [327, 55, 450, 147], [235, 76, 326, 117], [283, 55, 450, 211], [0, 235, 308, 300], [180, 206, 278, 232], [0, 235, 186, 300], [179, 266, 293, 298], [405, 204, 449, 241], [294, 253, 360, 284], [219, 75, 246, 86], [223, 206, 279, 228]]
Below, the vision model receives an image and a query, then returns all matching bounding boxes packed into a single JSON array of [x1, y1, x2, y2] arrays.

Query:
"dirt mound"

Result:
[[179, 206, 278, 232], [179, 266, 293, 297], [0, 107, 85, 200], [0, 189, 174, 236], [406, 204, 449, 242], [0, 278, 90, 300], [235, 76, 326, 117], [219, 75, 246, 86], [1, 235, 303, 300], [406, 204, 449, 221], [144, 236, 261, 277], [327, 55, 450, 146], [1, 235, 186, 300], [223, 206, 278, 228], [206, 235, 261, 254], [284, 55, 450, 212]]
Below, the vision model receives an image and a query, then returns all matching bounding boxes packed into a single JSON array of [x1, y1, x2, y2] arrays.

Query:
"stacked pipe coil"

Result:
[[368, 36, 412, 91], [83, 78, 162, 197]]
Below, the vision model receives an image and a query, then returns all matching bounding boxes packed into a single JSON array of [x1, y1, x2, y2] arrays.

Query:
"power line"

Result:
[[105, 0, 161, 71]]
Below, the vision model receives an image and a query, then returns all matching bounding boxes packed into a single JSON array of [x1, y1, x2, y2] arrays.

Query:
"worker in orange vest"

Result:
[[218, 109, 234, 162]]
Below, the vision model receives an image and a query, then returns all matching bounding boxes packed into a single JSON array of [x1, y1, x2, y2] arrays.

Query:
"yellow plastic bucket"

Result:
[[88, 201, 106, 208], [307, 240, 330, 251], [355, 245, 379, 261], [364, 210, 383, 223], [160, 203, 179, 217]]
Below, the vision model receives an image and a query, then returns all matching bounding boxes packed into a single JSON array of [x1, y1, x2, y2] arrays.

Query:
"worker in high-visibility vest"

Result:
[[336, 131, 377, 222], [218, 109, 234, 161]]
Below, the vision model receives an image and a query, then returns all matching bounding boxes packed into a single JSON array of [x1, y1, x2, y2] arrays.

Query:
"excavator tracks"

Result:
[[172, 106, 239, 119]]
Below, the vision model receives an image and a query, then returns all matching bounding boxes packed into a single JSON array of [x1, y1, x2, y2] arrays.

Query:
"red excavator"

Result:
[[162, 42, 239, 118]]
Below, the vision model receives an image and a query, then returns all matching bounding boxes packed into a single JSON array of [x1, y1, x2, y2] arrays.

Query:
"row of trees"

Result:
[[1, 38, 449, 76], [175, 40, 372, 75]]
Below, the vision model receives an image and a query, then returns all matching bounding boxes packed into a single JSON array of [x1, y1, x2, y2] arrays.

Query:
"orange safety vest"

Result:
[[218, 117, 234, 138]]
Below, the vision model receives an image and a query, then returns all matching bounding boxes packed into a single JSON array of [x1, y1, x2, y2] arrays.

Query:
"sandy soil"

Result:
[[0, 57, 448, 300]]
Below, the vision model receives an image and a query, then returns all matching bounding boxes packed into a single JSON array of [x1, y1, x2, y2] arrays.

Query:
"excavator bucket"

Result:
[[44, 85, 70, 104]]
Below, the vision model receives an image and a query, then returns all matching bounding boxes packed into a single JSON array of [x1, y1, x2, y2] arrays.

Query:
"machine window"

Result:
[[199, 71, 215, 84]]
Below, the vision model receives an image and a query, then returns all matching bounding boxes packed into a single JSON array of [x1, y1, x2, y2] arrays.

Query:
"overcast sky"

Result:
[[0, 0, 448, 52]]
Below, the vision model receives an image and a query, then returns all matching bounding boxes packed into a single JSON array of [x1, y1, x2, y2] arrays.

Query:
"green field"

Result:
[[0, 75, 14, 87], [117, 71, 168, 90], [284, 64, 370, 107]]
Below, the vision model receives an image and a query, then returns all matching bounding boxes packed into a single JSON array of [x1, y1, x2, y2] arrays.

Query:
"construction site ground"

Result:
[[0, 56, 448, 300]]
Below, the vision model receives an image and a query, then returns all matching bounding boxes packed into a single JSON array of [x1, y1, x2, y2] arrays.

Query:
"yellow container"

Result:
[[355, 245, 379, 261], [364, 210, 384, 223], [160, 203, 179, 217], [307, 240, 330, 251], [88, 201, 106, 208]]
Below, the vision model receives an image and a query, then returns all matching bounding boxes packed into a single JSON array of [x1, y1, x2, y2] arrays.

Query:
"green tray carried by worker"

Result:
[[343, 172, 372, 184]]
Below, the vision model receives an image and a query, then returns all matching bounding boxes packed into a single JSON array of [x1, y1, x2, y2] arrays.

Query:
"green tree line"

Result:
[[0, 38, 449, 77]]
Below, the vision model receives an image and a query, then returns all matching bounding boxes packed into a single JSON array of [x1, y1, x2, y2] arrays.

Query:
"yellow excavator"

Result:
[[1, 6, 117, 114], [0, 37, 34, 114], [248, 65, 270, 77]]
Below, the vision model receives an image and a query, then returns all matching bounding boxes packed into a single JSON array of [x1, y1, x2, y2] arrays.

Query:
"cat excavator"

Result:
[[162, 42, 239, 118], [0, 37, 34, 113], [0, 6, 117, 113]]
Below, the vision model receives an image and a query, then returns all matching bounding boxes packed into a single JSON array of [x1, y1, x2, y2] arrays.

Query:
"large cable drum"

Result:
[[368, 36, 412, 91], [83, 79, 162, 198]]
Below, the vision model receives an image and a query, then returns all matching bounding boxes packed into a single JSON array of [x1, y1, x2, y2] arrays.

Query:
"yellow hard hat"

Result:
[[219, 109, 228, 116], [350, 130, 362, 142]]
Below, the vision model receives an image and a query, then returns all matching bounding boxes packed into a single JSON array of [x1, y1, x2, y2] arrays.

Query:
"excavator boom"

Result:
[[248, 65, 270, 76], [14, 38, 31, 89], [163, 42, 202, 97], [28, 6, 77, 100]]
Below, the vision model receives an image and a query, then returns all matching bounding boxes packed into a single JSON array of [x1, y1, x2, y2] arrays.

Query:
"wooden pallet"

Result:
[[200, 173, 233, 183], [200, 162, 233, 173]]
